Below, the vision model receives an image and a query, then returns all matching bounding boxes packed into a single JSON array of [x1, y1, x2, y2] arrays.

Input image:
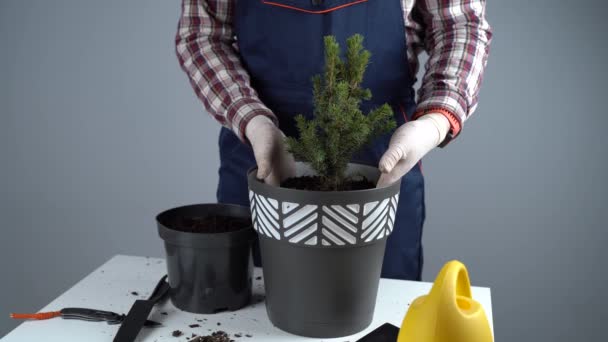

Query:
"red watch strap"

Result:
[[413, 107, 462, 137]]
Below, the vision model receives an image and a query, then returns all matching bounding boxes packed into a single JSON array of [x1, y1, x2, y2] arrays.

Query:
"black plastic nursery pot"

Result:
[[156, 203, 255, 314], [248, 163, 401, 338]]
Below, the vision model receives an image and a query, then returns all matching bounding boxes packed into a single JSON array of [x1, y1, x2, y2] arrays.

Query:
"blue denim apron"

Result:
[[217, 0, 425, 280]]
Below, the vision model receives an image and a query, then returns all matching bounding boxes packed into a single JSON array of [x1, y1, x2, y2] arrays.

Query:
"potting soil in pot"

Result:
[[281, 175, 375, 191], [166, 215, 251, 233], [157, 204, 255, 314]]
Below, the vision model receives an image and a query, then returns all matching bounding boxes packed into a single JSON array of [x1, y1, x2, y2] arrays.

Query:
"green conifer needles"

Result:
[[285, 34, 396, 190]]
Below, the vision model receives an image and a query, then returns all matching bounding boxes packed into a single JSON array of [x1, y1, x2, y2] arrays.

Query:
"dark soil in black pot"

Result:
[[166, 215, 251, 233], [157, 204, 255, 314]]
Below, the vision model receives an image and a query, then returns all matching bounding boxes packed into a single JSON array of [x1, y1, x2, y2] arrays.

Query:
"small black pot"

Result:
[[248, 163, 401, 338], [156, 204, 255, 314]]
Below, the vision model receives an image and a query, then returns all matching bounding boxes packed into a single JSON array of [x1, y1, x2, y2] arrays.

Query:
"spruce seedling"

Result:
[[285, 34, 396, 191]]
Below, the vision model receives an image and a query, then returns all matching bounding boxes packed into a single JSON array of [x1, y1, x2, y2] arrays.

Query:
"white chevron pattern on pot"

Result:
[[249, 191, 400, 246], [249, 191, 280, 240], [320, 205, 358, 245], [387, 194, 398, 235], [283, 202, 319, 245]]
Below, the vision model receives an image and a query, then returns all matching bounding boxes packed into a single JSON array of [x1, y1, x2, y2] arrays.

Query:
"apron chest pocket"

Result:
[[261, 0, 368, 14]]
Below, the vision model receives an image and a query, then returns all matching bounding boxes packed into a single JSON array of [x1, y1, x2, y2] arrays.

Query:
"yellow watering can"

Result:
[[397, 260, 493, 342]]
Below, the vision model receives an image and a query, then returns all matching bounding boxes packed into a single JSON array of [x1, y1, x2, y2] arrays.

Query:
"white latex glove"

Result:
[[377, 113, 451, 187], [245, 115, 296, 186]]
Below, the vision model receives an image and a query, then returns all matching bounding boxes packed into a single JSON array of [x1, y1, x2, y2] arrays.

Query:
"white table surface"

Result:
[[2, 255, 493, 341]]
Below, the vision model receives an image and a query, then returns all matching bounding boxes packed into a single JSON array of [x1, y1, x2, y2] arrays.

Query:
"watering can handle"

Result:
[[428, 260, 472, 306], [398, 261, 493, 342]]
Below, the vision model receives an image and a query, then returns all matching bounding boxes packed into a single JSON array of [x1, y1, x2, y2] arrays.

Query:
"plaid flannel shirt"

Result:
[[176, 0, 492, 144]]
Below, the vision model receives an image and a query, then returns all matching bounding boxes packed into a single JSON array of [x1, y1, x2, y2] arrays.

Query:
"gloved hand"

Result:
[[245, 115, 296, 186], [377, 113, 451, 187]]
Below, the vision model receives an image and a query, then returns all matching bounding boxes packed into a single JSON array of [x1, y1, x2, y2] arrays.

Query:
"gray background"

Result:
[[1, 0, 606, 341]]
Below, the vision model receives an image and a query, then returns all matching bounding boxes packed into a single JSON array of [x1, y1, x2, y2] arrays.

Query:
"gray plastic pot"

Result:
[[248, 163, 401, 338], [156, 204, 255, 314]]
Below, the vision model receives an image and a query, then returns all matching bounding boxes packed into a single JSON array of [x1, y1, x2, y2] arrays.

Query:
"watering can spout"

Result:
[[397, 260, 493, 342]]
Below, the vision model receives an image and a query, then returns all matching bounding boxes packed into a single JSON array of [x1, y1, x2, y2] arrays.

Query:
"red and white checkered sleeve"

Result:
[[412, 0, 493, 144], [175, 0, 278, 142]]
